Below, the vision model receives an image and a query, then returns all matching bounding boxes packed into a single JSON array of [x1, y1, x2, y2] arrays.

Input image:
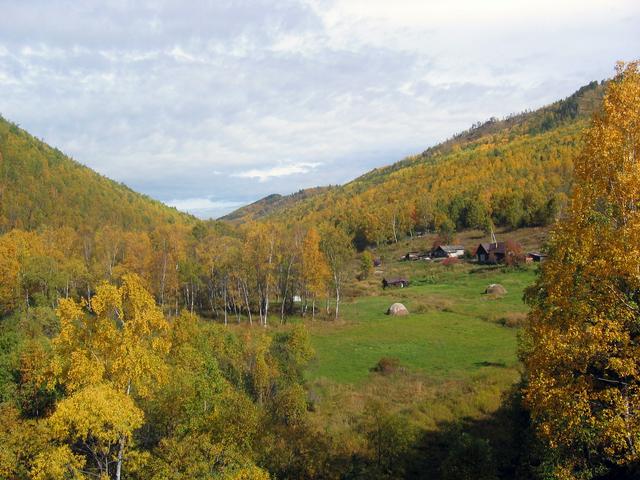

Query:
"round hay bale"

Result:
[[387, 303, 409, 316], [485, 283, 507, 295]]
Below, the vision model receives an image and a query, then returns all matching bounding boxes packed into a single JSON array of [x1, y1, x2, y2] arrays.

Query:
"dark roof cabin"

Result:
[[476, 241, 524, 264], [476, 242, 506, 263], [527, 252, 547, 262], [382, 278, 409, 289]]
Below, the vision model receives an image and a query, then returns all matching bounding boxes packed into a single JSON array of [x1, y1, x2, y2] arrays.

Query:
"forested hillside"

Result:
[[3, 63, 639, 480], [0, 116, 194, 232], [224, 81, 605, 246]]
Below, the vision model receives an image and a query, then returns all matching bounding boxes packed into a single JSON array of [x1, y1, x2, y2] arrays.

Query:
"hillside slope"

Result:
[[223, 81, 605, 236], [0, 116, 195, 232], [221, 186, 334, 224]]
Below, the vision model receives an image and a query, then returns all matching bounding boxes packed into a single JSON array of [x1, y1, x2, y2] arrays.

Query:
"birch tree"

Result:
[[301, 227, 330, 320], [523, 62, 640, 479], [46, 273, 170, 479], [320, 224, 353, 320]]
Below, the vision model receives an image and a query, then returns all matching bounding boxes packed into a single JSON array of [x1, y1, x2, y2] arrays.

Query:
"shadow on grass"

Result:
[[402, 386, 537, 480], [400, 387, 639, 480], [474, 361, 508, 368]]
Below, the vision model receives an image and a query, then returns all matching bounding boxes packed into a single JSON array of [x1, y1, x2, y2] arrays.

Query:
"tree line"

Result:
[[0, 220, 357, 326]]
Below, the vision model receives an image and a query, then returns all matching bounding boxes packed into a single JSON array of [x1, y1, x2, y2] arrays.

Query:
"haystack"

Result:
[[485, 283, 507, 295], [387, 303, 409, 316]]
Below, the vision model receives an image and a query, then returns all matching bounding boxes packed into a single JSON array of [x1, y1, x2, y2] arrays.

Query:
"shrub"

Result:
[[496, 312, 527, 328], [442, 257, 460, 267], [371, 357, 402, 374], [440, 432, 498, 480], [359, 251, 374, 280]]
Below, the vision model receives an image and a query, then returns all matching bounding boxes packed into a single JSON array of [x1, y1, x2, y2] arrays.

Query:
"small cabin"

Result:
[[476, 241, 524, 264], [527, 252, 547, 263], [431, 245, 465, 258], [476, 242, 506, 263], [403, 251, 430, 261], [382, 278, 410, 289]]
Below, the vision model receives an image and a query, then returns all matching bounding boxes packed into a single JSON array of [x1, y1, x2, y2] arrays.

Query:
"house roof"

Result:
[[478, 242, 506, 255], [436, 245, 465, 253]]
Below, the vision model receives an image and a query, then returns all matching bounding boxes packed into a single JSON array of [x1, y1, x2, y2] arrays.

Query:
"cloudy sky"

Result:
[[1, 1, 638, 218]]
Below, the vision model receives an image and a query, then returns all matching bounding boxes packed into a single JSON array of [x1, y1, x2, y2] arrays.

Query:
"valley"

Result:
[[1, 64, 639, 479]]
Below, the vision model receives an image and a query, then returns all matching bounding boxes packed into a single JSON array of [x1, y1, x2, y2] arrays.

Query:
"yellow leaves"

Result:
[[65, 350, 106, 393], [89, 281, 122, 318], [301, 227, 330, 297], [30, 445, 85, 480], [251, 333, 276, 404], [53, 273, 170, 398], [147, 431, 271, 480], [0, 403, 45, 479], [170, 309, 199, 350], [0, 229, 46, 312], [56, 297, 83, 324], [524, 62, 640, 476], [225, 466, 271, 480], [47, 384, 143, 445], [285, 323, 314, 367], [0, 237, 21, 312], [31, 384, 144, 480]]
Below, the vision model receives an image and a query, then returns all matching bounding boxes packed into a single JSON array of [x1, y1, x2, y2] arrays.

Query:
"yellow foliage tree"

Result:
[[523, 62, 640, 479], [301, 227, 330, 320], [47, 273, 170, 479], [31, 384, 144, 480], [0, 230, 45, 312]]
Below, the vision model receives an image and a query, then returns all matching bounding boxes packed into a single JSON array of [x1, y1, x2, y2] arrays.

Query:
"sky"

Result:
[[1, 1, 639, 219]]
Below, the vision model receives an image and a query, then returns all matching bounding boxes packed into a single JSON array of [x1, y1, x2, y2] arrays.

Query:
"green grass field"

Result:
[[306, 263, 536, 385], [275, 237, 542, 474]]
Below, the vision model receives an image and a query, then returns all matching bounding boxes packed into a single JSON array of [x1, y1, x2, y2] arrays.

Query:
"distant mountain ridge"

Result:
[[220, 186, 334, 224]]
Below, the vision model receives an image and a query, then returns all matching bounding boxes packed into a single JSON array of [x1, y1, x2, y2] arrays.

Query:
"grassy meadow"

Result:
[[306, 264, 534, 384], [306, 227, 541, 384], [292, 229, 544, 476]]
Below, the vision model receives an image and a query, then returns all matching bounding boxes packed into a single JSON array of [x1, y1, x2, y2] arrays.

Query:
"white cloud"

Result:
[[232, 162, 322, 182], [166, 197, 243, 211], [165, 197, 245, 218]]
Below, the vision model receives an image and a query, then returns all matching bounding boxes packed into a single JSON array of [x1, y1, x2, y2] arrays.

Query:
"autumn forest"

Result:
[[1, 62, 640, 480]]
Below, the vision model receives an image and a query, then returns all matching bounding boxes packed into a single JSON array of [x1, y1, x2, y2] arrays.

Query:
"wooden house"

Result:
[[526, 252, 547, 262], [382, 278, 410, 289], [476, 242, 506, 263], [476, 241, 524, 264]]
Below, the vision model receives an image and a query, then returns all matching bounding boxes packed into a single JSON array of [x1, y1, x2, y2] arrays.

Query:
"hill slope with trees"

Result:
[[223, 81, 605, 246], [221, 186, 334, 224], [0, 116, 194, 233]]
